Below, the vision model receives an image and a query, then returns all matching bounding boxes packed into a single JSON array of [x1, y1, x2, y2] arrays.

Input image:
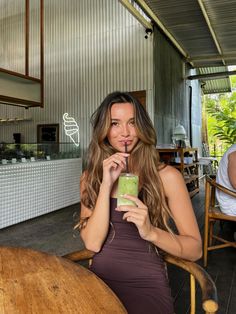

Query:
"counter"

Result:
[[0, 158, 82, 229]]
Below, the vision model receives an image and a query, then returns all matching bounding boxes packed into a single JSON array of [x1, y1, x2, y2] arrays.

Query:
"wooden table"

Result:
[[0, 246, 127, 314]]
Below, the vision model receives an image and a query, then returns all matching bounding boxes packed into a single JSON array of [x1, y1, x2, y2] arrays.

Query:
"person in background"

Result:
[[77, 91, 202, 314], [216, 143, 236, 241], [216, 143, 236, 216]]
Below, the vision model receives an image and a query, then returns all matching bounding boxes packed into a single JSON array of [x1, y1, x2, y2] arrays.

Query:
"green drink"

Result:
[[117, 173, 139, 206]]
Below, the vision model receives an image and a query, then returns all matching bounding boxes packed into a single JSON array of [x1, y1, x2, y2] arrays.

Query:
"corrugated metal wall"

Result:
[[153, 26, 202, 148], [0, 0, 154, 154], [154, 27, 187, 144]]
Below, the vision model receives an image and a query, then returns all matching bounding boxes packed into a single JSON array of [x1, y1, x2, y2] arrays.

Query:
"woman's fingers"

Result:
[[102, 153, 131, 185], [123, 211, 144, 221], [115, 195, 149, 224], [117, 194, 146, 209], [104, 153, 129, 162], [106, 159, 124, 171], [111, 158, 125, 168], [103, 153, 129, 169], [115, 195, 152, 240]]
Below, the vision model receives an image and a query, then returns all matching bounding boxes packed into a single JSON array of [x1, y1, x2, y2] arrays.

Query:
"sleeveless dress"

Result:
[[90, 198, 174, 314]]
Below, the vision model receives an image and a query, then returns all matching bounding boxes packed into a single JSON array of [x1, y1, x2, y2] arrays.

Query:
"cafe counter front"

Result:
[[0, 158, 82, 229]]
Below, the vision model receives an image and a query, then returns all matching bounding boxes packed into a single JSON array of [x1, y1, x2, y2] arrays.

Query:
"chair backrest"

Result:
[[206, 176, 236, 212], [63, 249, 218, 314], [204, 176, 236, 267]]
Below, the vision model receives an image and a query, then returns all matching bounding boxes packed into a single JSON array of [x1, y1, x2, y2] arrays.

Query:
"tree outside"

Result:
[[203, 75, 236, 159]]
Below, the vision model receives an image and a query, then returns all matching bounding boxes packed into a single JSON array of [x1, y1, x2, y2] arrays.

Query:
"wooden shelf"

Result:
[[173, 162, 198, 169], [157, 147, 198, 153], [157, 147, 199, 198], [184, 175, 199, 184]]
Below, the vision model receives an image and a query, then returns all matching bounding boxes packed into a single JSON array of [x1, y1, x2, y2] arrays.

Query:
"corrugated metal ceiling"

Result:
[[198, 67, 232, 94], [131, 0, 236, 93], [136, 0, 236, 68]]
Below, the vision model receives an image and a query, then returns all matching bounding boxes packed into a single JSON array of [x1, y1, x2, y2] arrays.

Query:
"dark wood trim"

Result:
[[130, 90, 146, 108], [0, 0, 44, 108], [0, 95, 42, 107], [40, 0, 44, 108], [0, 101, 39, 108], [0, 68, 41, 82], [25, 0, 29, 76]]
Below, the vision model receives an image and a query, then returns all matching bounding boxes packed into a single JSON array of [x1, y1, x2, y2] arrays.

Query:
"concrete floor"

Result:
[[0, 203, 84, 256]]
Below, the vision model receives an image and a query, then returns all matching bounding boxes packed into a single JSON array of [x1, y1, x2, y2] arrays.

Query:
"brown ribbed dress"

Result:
[[90, 198, 174, 314]]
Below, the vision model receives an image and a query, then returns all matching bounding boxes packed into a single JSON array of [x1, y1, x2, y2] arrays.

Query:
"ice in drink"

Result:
[[117, 173, 139, 206]]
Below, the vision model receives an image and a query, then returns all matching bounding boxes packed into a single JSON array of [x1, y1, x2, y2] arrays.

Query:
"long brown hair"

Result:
[[82, 91, 172, 231]]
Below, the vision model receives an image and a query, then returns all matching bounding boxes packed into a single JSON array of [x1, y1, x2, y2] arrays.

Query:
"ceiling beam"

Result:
[[119, 0, 152, 31], [188, 53, 236, 63], [188, 70, 236, 80], [134, 0, 194, 66], [197, 0, 225, 65]]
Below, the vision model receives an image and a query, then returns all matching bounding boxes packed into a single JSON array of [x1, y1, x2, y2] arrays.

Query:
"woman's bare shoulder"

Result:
[[158, 165, 188, 199], [159, 164, 182, 180]]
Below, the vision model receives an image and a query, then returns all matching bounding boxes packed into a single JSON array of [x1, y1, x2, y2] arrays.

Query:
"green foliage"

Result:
[[230, 75, 236, 88], [204, 87, 236, 156]]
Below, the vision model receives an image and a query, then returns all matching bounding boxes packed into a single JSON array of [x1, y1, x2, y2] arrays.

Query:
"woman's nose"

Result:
[[121, 124, 130, 136]]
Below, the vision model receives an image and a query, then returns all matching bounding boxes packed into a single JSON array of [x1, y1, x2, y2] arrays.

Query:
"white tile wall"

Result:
[[0, 158, 82, 229]]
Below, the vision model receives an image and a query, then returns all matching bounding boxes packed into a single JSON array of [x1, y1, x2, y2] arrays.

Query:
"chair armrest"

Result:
[[63, 250, 218, 313], [164, 254, 218, 313], [63, 248, 95, 261], [206, 176, 236, 198]]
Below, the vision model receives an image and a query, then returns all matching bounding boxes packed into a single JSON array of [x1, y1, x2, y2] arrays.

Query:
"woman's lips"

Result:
[[120, 140, 132, 146]]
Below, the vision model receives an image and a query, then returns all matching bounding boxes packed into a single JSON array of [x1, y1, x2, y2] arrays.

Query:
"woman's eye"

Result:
[[129, 120, 135, 126], [111, 122, 119, 126]]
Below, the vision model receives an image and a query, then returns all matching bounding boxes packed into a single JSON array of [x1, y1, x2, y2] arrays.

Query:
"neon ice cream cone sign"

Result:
[[63, 113, 80, 147]]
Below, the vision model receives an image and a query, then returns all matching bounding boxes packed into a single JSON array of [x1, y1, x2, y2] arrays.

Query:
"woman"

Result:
[[78, 91, 202, 314]]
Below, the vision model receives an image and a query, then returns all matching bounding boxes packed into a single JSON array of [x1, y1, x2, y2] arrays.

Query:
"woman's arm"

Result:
[[149, 166, 202, 261], [79, 175, 111, 252], [116, 166, 202, 261], [228, 151, 236, 189], [80, 153, 128, 252]]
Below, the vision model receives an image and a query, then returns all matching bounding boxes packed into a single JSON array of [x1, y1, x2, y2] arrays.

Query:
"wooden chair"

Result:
[[63, 249, 218, 314], [204, 176, 236, 267]]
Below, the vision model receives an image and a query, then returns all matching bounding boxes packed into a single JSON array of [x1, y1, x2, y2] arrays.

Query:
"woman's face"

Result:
[[107, 102, 139, 152]]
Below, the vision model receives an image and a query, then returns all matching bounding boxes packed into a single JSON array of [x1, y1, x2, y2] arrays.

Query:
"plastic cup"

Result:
[[117, 173, 139, 206]]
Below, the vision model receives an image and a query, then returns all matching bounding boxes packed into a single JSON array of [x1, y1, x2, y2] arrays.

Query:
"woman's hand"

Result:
[[102, 153, 129, 187], [115, 194, 153, 240]]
